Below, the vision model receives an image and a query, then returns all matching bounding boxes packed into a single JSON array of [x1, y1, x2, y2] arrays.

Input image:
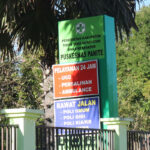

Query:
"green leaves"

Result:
[[117, 6, 150, 131], [0, 56, 43, 109], [0, 24, 14, 61], [0, 61, 19, 108], [17, 56, 43, 108]]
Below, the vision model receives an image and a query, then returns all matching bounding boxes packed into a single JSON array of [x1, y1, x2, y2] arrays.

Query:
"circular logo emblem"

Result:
[[76, 22, 86, 34]]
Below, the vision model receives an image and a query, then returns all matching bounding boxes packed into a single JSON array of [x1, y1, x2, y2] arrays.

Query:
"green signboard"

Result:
[[58, 15, 119, 128], [58, 16, 105, 63]]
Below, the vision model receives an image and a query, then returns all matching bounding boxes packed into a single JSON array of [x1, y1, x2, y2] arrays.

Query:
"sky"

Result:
[[136, 0, 150, 10], [142, 0, 150, 6]]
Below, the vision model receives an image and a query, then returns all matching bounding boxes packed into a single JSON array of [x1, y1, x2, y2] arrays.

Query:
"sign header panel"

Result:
[[53, 60, 99, 99], [58, 15, 105, 63], [54, 97, 100, 129]]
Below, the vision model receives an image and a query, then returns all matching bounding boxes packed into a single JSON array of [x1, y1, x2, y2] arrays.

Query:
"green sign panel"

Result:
[[58, 15, 119, 126], [58, 16, 105, 63]]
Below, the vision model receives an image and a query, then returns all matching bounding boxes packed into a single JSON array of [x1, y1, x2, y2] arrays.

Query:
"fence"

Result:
[[0, 125, 18, 150], [2, 108, 147, 150], [36, 126, 115, 150], [127, 130, 150, 150]]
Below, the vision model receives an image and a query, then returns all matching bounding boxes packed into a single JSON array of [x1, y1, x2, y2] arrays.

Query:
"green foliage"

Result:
[[117, 6, 150, 131], [0, 56, 43, 109], [0, 0, 143, 65], [0, 61, 19, 108], [0, 25, 14, 61], [18, 55, 43, 108]]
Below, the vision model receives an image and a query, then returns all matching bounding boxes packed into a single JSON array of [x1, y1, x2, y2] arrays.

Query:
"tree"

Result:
[[0, 0, 145, 126], [0, 61, 19, 108], [0, 24, 14, 62], [17, 54, 43, 108], [0, 0, 143, 65], [117, 6, 150, 131], [0, 55, 43, 109]]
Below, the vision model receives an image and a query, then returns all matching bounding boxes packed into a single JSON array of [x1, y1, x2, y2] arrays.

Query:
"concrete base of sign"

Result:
[[0, 108, 44, 150], [100, 117, 133, 150]]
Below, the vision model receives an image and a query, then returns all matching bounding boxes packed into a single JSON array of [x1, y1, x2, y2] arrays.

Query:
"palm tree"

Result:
[[0, 0, 143, 125], [0, 0, 143, 64], [0, 24, 14, 62]]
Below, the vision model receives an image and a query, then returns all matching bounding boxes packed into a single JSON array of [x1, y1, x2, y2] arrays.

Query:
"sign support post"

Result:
[[99, 16, 118, 118]]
